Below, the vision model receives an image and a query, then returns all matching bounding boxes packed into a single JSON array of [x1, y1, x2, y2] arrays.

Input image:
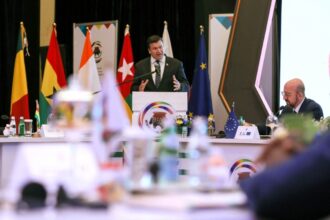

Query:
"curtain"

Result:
[[55, 0, 195, 81], [0, 0, 39, 126]]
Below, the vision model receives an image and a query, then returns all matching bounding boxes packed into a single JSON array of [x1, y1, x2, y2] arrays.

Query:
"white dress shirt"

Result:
[[294, 98, 305, 113]]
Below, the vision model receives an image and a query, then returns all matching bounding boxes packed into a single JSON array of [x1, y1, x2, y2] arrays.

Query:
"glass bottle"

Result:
[[18, 116, 25, 136]]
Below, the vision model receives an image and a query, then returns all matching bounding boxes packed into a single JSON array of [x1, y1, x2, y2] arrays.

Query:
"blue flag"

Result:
[[188, 29, 213, 118], [224, 105, 239, 138]]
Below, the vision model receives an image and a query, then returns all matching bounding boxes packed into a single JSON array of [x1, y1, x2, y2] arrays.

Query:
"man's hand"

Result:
[[173, 75, 181, 91], [139, 79, 149, 91]]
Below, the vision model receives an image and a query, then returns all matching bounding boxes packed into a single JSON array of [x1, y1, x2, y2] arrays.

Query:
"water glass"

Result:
[[24, 119, 33, 136], [265, 115, 279, 135]]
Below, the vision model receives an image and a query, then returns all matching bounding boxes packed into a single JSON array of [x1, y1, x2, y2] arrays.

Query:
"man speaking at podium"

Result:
[[131, 35, 189, 92]]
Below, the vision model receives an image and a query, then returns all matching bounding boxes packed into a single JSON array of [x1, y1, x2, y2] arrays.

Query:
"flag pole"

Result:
[[200, 25, 204, 34], [125, 24, 129, 33], [53, 22, 57, 36], [20, 21, 30, 57]]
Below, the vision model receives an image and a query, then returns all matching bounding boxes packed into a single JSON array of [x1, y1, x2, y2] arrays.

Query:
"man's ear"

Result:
[[297, 91, 304, 100]]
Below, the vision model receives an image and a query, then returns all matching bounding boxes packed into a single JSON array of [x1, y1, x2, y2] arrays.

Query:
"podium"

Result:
[[132, 92, 188, 132]]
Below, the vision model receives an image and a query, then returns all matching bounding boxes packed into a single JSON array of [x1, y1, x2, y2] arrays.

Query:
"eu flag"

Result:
[[224, 104, 239, 138], [188, 27, 213, 118]]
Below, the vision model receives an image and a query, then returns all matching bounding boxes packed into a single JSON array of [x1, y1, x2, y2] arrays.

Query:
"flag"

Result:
[[162, 21, 173, 57], [224, 103, 239, 138], [39, 24, 67, 125], [10, 22, 30, 122], [77, 28, 101, 94], [188, 26, 213, 118], [92, 69, 130, 162], [35, 100, 40, 130], [116, 25, 135, 121]]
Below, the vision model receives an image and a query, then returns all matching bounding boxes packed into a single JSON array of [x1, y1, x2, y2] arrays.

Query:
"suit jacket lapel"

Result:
[[160, 57, 171, 87], [298, 99, 307, 113]]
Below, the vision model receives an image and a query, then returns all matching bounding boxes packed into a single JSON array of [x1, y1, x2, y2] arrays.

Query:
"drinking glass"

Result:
[[24, 119, 33, 136], [265, 115, 279, 135]]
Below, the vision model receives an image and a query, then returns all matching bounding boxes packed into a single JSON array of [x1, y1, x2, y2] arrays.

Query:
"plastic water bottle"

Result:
[[9, 116, 16, 136]]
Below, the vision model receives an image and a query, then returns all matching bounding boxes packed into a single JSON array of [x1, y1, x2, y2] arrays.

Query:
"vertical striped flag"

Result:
[[162, 21, 173, 57], [10, 22, 30, 122], [40, 24, 67, 125], [116, 25, 135, 121], [188, 26, 213, 118], [77, 28, 101, 94]]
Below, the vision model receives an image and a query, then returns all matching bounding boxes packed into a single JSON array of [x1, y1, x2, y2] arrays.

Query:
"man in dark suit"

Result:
[[258, 78, 324, 135], [240, 131, 330, 219], [280, 78, 323, 120], [131, 35, 189, 92]]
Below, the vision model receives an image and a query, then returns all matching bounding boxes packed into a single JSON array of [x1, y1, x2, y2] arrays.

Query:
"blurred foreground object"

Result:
[[257, 114, 322, 168], [52, 76, 93, 138], [240, 131, 330, 220]]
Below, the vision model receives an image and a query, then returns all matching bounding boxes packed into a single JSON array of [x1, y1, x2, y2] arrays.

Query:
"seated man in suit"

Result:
[[131, 35, 189, 92], [280, 78, 323, 120], [258, 78, 323, 135]]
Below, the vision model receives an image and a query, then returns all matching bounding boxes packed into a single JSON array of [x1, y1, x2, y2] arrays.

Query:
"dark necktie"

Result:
[[154, 61, 161, 88]]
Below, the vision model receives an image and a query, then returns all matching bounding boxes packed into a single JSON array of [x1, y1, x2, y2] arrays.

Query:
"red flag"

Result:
[[117, 25, 135, 101]]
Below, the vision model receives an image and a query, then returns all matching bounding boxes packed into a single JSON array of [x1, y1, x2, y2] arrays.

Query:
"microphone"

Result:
[[1, 115, 9, 120], [117, 70, 157, 86], [275, 105, 289, 117]]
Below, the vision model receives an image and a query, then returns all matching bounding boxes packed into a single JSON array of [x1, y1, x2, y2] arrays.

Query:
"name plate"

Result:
[[235, 125, 260, 139], [40, 124, 65, 138]]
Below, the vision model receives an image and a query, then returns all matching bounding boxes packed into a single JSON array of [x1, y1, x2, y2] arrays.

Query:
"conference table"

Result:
[[0, 204, 256, 220], [0, 136, 268, 188], [0, 136, 268, 220]]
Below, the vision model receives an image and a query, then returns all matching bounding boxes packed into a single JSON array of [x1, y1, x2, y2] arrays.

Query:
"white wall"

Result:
[[281, 0, 330, 117], [209, 14, 233, 132]]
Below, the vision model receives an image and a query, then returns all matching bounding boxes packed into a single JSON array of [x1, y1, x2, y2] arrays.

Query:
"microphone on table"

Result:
[[1, 115, 9, 120]]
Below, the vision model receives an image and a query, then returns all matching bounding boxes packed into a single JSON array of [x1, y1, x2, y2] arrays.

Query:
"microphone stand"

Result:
[[275, 106, 285, 117], [117, 70, 157, 86]]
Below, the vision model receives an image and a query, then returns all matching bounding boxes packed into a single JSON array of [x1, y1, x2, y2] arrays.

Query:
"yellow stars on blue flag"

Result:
[[188, 25, 213, 118], [200, 62, 207, 70]]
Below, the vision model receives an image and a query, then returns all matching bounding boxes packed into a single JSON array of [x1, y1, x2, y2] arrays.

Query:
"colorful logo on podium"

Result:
[[138, 101, 175, 133], [229, 159, 258, 182]]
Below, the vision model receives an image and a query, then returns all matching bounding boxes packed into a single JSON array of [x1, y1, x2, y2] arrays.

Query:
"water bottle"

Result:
[[3, 124, 11, 137], [239, 116, 245, 126], [18, 116, 25, 136], [9, 116, 16, 136], [187, 117, 210, 187]]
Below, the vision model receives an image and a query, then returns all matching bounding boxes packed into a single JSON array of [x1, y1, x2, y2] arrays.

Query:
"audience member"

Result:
[[240, 131, 330, 219], [280, 78, 323, 120]]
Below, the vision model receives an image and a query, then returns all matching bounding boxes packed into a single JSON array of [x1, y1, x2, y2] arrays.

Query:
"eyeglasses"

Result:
[[281, 91, 293, 97]]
